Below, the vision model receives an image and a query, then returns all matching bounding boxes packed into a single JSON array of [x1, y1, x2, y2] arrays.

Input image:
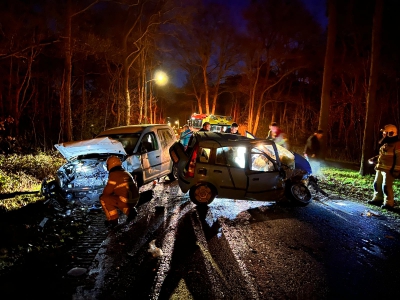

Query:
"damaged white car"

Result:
[[41, 125, 177, 201]]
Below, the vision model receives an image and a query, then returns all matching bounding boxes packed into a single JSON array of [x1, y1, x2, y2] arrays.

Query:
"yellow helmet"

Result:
[[106, 156, 122, 171], [381, 124, 398, 137]]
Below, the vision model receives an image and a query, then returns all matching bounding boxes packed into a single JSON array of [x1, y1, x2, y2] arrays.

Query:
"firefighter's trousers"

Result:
[[100, 194, 138, 221]]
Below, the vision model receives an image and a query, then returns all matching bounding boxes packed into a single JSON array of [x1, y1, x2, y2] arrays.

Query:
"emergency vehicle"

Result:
[[188, 113, 234, 132]]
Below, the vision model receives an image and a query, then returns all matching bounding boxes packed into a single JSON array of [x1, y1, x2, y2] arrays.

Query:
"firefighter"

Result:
[[368, 124, 400, 210], [100, 156, 140, 228]]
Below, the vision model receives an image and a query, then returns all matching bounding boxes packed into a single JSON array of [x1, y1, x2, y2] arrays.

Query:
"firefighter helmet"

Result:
[[381, 124, 398, 137], [106, 156, 122, 171]]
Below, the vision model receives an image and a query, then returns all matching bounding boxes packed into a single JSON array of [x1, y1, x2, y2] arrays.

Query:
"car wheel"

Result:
[[189, 183, 217, 206], [40, 179, 49, 197], [40, 179, 58, 199], [289, 183, 312, 206]]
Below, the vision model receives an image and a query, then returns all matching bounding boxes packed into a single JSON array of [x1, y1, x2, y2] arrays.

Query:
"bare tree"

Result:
[[318, 0, 337, 158], [360, 0, 383, 175], [241, 0, 320, 134], [170, 1, 240, 115]]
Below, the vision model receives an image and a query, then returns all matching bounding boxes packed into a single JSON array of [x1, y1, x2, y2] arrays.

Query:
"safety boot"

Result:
[[126, 207, 138, 223], [104, 219, 118, 229], [381, 199, 395, 211], [367, 199, 383, 206]]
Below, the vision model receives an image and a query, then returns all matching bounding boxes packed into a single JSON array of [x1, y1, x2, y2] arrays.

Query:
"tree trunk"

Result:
[[64, 0, 73, 141], [318, 0, 337, 159], [360, 0, 383, 175], [123, 58, 130, 125], [81, 75, 86, 140]]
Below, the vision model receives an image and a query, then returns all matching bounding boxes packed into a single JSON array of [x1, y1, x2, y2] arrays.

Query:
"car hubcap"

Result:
[[292, 184, 310, 202], [194, 185, 212, 203]]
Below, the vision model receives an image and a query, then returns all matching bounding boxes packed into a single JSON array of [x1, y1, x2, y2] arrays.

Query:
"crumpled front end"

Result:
[[57, 158, 109, 199]]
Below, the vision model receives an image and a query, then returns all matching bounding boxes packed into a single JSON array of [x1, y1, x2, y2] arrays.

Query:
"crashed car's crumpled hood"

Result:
[[55, 137, 126, 161]]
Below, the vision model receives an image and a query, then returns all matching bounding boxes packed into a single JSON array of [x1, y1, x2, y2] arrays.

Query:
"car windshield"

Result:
[[251, 143, 295, 169], [101, 133, 141, 155], [275, 144, 295, 168]]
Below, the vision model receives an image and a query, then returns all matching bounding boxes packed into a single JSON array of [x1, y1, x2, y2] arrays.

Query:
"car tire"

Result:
[[189, 183, 217, 206], [288, 182, 312, 206], [40, 179, 58, 199], [40, 179, 49, 197]]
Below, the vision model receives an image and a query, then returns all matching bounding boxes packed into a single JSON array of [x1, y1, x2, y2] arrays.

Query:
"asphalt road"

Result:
[[70, 180, 400, 300]]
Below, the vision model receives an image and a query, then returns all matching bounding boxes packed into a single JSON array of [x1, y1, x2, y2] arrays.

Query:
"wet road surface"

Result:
[[70, 180, 400, 300]]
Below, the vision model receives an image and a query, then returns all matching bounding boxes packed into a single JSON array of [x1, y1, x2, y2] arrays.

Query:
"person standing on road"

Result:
[[266, 122, 290, 150], [304, 129, 324, 174], [100, 156, 140, 228], [368, 124, 400, 210], [199, 122, 211, 132], [179, 124, 192, 150], [225, 122, 240, 134]]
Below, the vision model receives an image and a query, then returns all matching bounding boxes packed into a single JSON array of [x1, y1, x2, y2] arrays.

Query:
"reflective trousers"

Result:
[[373, 170, 395, 206], [99, 194, 138, 221]]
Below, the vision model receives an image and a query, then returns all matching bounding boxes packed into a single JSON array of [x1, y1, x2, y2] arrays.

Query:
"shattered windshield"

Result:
[[252, 143, 295, 169], [102, 133, 141, 155], [275, 144, 295, 168]]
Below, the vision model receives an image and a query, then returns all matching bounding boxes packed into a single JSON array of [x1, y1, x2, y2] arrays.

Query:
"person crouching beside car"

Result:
[[368, 124, 400, 210], [100, 156, 139, 228]]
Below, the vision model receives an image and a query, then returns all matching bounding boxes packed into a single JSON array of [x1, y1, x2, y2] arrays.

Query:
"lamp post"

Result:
[[175, 120, 179, 129], [144, 70, 168, 123]]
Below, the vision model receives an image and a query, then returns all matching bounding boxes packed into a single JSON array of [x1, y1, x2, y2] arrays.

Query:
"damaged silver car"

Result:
[[169, 132, 314, 206], [41, 125, 176, 201]]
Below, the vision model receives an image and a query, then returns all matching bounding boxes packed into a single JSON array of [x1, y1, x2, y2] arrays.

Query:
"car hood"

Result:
[[55, 137, 127, 161]]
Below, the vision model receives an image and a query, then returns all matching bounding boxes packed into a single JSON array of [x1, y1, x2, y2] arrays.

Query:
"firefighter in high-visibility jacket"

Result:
[[100, 156, 139, 228], [368, 124, 400, 210]]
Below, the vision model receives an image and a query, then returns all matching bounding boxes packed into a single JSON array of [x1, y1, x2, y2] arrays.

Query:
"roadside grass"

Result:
[[0, 152, 65, 212], [319, 167, 375, 201], [318, 167, 400, 205]]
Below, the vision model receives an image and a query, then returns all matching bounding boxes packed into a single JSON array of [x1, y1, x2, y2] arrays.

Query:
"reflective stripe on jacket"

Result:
[[102, 168, 139, 203], [376, 140, 400, 172]]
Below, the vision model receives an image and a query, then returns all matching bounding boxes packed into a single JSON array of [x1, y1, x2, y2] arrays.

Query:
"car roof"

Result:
[[193, 132, 274, 148], [96, 124, 171, 136]]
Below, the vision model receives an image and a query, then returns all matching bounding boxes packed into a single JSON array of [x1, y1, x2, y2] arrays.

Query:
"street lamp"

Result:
[[175, 120, 179, 129], [144, 70, 168, 123]]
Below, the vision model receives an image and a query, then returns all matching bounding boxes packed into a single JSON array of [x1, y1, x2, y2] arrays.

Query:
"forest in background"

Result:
[[0, 0, 399, 162]]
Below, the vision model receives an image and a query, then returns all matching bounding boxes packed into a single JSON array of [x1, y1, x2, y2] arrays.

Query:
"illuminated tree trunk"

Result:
[[318, 0, 337, 159], [360, 0, 383, 175], [64, 0, 73, 141]]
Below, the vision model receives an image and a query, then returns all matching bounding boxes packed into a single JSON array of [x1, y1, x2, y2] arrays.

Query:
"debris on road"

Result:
[[148, 239, 163, 258]]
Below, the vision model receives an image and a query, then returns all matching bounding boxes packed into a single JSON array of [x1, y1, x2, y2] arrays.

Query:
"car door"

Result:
[[245, 146, 285, 200], [211, 146, 247, 200], [157, 128, 176, 174], [140, 132, 162, 182]]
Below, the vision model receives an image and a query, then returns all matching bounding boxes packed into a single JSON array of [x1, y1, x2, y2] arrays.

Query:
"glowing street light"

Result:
[[175, 120, 179, 128], [144, 70, 169, 123]]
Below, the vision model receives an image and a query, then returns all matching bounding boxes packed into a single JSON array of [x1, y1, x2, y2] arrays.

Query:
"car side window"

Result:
[[215, 147, 246, 168], [215, 148, 227, 165], [198, 147, 211, 163], [141, 133, 158, 152], [158, 129, 174, 148], [250, 148, 275, 171]]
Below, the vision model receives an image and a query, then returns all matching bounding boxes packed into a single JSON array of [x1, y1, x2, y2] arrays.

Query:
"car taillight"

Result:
[[186, 159, 196, 178], [185, 146, 198, 178]]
